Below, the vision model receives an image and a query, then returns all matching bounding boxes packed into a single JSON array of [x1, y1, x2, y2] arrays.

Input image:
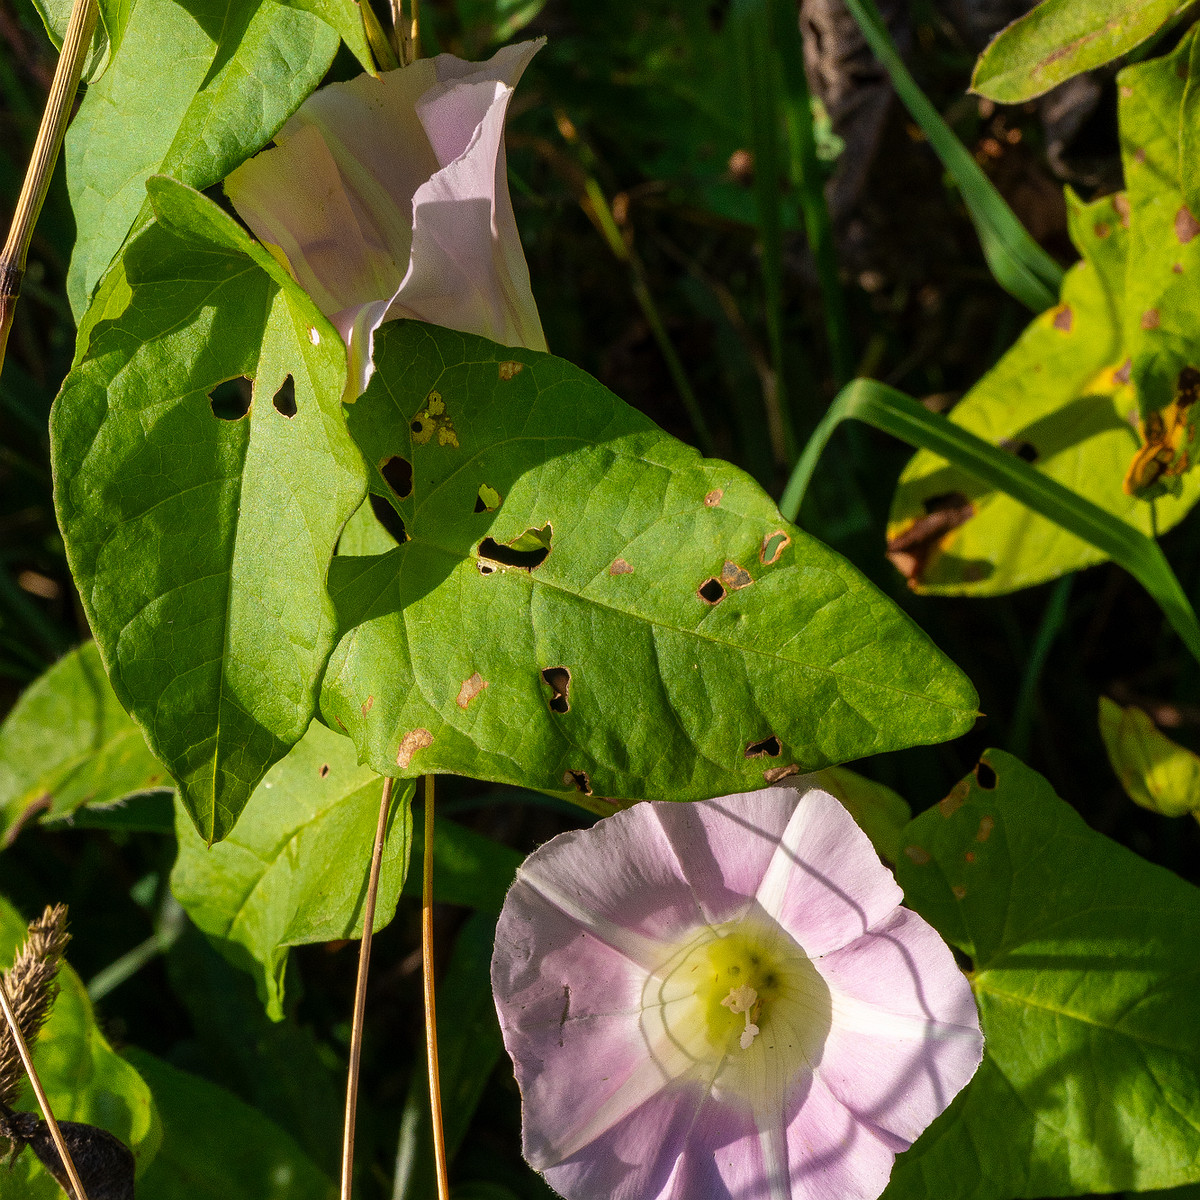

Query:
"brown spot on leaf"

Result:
[[720, 561, 753, 590], [456, 673, 488, 709], [498, 360, 524, 380], [609, 558, 633, 575], [952, 884, 968, 900], [698, 577, 726, 604], [759, 530, 790, 565], [976, 815, 995, 842], [335, 716, 348, 732], [1093, 222, 1110, 239], [396, 728, 434, 768], [965, 850, 977, 864], [1141, 309, 1160, 330], [1120, 84, 1133, 98], [1114, 358, 1132, 384], [763, 763, 800, 783], [541, 667, 571, 714], [704, 489, 723, 507], [1174, 262, 1185, 274], [1113, 194, 1131, 228], [904, 845, 931, 865], [1176, 206, 1200, 243], [939, 779, 970, 817], [744, 735, 782, 759], [563, 769, 592, 796], [361, 696, 374, 717], [886, 492, 975, 585], [318, 763, 330, 779], [1134, 147, 1147, 165], [1051, 305, 1072, 332]]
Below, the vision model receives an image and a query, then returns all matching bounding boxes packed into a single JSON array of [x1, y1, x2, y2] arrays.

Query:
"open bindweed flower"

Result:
[[225, 42, 547, 400], [492, 786, 984, 1200]]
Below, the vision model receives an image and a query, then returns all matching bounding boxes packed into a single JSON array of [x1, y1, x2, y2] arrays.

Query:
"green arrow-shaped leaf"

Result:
[[52, 179, 366, 842], [321, 321, 978, 804], [64, 0, 346, 317], [887, 749, 1200, 1200], [171, 722, 413, 1019]]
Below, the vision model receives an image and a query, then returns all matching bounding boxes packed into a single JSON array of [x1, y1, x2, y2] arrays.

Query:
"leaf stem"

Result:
[[0, 0, 97, 377], [0, 979, 89, 1200], [341, 774, 395, 1200], [422, 774, 450, 1200], [783, 379, 1200, 666]]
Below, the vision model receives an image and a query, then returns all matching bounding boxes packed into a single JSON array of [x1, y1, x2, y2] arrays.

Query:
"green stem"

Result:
[[842, 0, 1063, 311], [782, 379, 1200, 667]]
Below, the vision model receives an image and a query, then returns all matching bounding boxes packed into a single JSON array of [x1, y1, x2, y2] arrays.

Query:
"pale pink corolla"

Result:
[[492, 786, 983, 1200], [225, 42, 547, 400]]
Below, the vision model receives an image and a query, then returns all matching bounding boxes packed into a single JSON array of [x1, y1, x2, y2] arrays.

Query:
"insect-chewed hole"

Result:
[[975, 761, 998, 789], [381, 455, 413, 499], [998, 438, 1037, 463], [478, 524, 551, 570], [698, 577, 726, 604], [368, 493, 408, 544], [272, 375, 297, 418], [209, 376, 252, 420], [563, 769, 592, 796], [318, 763, 330, 779], [474, 484, 502, 514], [744, 735, 781, 759], [541, 667, 571, 714]]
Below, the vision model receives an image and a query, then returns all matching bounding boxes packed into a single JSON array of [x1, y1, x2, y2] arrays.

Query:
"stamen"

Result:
[[721, 984, 761, 1049]]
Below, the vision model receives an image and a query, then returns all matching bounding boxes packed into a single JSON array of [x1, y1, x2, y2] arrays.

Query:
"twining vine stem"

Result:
[[422, 773, 450, 1200], [341, 774, 395, 1200], [0, 979, 90, 1200], [0, 0, 97, 374]]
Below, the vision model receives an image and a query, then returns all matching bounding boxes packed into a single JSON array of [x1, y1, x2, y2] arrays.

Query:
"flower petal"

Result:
[[813, 906, 984, 1146], [756, 788, 904, 957], [652, 786, 809, 925], [785, 1071, 899, 1200], [507, 806, 704, 963], [389, 46, 547, 352]]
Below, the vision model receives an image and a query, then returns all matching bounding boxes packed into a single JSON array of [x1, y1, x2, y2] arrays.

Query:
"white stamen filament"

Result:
[[721, 984, 761, 1049]]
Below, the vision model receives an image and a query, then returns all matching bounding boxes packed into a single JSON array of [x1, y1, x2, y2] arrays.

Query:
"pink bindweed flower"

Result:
[[492, 786, 983, 1200], [225, 42, 547, 400]]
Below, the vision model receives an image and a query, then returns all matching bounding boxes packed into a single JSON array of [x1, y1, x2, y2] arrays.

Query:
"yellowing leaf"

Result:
[[1098, 696, 1200, 818]]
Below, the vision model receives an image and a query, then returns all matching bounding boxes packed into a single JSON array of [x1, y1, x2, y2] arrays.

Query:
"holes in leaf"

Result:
[[744, 735, 781, 759], [369, 493, 408, 543], [381, 455, 413, 499], [886, 491, 975, 585], [541, 667, 571, 714], [318, 763, 330, 779], [975, 761, 998, 789], [478, 523, 552, 570], [272, 375, 297, 418], [1178, 365, 1200, 408], [563, 769, 592, 796], [698, 577, 726, 605], [760, 531, 790, 566], [209, 376, 252, 420], [474, 484, 502, 513], [998, 438, 1037, 463]]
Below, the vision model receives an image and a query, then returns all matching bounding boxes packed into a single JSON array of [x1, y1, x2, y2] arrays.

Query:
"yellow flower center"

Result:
[[639, 911, 832, 1104]]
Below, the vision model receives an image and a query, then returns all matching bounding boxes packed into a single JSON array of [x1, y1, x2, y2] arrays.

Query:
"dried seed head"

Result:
[[0, 904, 70, 1109]]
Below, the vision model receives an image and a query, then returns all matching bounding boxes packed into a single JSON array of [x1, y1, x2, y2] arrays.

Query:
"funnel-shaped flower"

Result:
[[492, 787, 983, 1200], [225, 42, 547, 399]]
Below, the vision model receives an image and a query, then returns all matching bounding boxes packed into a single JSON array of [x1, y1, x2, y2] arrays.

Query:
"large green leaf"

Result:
[[0, 897, 161, 1198], [52, 179, 366, 843], [887, 750, 1200, 1200], [64, 0, 342, 317], [0, 641, 169, 844], [321, 321, 977, 803], [171, 721, 413, 1019], [126, 1049, 335, 1200], [972, 0, 1186, 103]]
